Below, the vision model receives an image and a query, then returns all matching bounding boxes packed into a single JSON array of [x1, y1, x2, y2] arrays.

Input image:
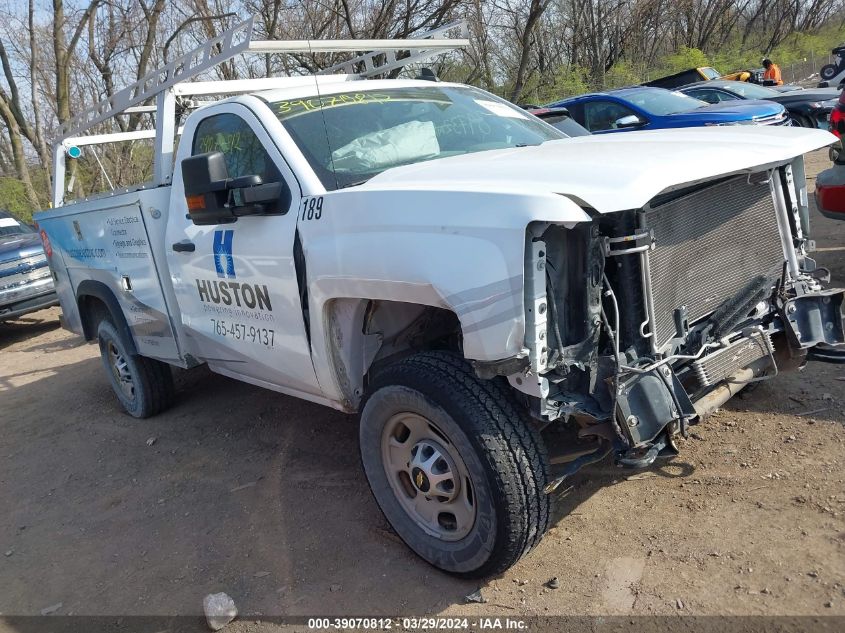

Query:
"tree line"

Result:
[[1, 0, 844, 218]]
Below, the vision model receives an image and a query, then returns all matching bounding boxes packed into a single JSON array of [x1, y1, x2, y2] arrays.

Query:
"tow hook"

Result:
[[543, 441, 614, 494], [615, 431, 677, 469]]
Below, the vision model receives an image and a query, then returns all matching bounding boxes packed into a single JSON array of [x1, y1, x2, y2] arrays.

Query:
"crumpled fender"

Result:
[[299, 187, 591, 404]]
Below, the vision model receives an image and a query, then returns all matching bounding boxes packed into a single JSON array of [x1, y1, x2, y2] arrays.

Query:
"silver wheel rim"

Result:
[[107, 341, 135, 400], [381, 412, 477, 541]]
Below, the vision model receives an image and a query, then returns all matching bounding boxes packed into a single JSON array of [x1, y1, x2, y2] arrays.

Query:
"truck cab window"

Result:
[[192, 114, 281, 183]]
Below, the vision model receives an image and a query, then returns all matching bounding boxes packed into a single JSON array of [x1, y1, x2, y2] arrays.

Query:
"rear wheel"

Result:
[[97, 319, 174, 418], [360, 351, 549, 577]]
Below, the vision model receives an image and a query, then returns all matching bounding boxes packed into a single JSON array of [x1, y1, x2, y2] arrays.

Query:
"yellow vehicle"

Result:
[[643, 67, 722, 89], [720, 69, 754, 82], [643, 66, 757, 90]]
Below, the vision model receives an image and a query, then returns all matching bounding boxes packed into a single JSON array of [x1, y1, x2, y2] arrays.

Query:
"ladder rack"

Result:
[[52, 16, 468, 208]]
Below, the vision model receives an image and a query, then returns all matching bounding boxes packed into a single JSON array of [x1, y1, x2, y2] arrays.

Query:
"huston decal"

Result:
[[196, 278, 272, 312], [213, 229, 235, 279], [196, 230, 273, 316]]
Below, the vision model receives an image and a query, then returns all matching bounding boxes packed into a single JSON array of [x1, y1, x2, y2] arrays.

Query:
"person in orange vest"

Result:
[[762, 58, 783, 85]]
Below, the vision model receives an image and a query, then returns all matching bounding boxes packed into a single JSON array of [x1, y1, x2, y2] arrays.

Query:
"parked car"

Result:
[[816, 161, 845, 221], [828, 87, 845, 161], [680, 80, 840, 128], [548, 86, 789, 134], [526, 106, 591, 136], [811, 159, 845, 365], [0, 210, 58, 321]]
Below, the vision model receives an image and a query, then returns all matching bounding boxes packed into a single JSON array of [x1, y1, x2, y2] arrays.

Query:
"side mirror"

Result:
[[181, 151, 288, 225], [615, 114, 644, 129]]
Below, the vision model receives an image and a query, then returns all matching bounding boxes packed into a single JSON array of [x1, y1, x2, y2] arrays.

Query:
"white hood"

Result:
[[362, 126, 836, 213]]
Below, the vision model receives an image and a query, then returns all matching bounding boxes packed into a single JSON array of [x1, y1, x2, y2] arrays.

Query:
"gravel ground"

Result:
[[0, 150, 843, 628]]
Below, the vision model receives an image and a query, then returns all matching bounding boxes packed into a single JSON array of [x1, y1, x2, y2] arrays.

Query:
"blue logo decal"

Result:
[[213, 230, 235, 279]]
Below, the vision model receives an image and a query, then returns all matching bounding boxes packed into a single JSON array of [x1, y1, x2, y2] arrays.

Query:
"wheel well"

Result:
[[76, 281, 137, 355], [366, 301, 462, 364], [325, 299, 462, 409], [78, 295, 110, 340]]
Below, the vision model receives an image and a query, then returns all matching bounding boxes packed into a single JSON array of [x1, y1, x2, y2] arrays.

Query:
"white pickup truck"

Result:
[[35, 21, 845, 577]]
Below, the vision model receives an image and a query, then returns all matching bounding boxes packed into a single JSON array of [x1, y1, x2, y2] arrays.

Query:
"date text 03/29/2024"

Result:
[[306, 617, 529, 630]]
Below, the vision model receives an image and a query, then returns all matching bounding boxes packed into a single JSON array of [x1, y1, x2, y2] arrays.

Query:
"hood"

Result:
[[671, 99, 784, 120], [360, 126, 836, 214], [772, 85, 803, 93], [0, 232, 44, 264]]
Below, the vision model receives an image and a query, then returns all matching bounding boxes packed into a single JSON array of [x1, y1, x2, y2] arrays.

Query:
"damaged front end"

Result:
[[512, 159, 845, 487]]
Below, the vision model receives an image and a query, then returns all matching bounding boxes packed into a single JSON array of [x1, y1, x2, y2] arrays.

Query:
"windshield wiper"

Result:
[[341, 178, 372, 189]]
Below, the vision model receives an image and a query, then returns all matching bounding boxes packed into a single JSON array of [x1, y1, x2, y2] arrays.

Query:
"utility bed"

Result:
[[38, 189, 182, 363]]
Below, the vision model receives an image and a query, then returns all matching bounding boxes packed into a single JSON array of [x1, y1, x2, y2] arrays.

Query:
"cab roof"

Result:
[[255, 78, 465, 103]]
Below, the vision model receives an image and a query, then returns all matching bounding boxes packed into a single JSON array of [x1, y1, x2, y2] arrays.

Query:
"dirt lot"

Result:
[[1, 150, 844, 626]]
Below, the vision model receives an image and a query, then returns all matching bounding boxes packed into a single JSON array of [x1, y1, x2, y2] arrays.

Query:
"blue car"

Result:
[[548, 86, 789, 133]]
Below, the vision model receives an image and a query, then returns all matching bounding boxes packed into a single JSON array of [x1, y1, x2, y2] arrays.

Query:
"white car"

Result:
[[36, 21, 845, 577]]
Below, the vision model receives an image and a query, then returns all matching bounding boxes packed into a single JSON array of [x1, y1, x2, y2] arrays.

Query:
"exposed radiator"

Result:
[[644, 175, 784, 347], [691, 330, 774, 388]]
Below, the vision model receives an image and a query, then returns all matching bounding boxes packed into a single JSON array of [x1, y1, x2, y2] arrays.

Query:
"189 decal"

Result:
[[301, 196, 324, 221]]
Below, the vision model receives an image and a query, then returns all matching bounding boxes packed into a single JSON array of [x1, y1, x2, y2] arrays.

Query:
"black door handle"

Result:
[[172, 240, 195, 253]]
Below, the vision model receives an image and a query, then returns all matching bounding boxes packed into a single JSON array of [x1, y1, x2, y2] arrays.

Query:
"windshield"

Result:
[[619, 88, 707, 115], [0, 216, 32, 238], [272, 86, 565, 189], [720, 82, 780, 99], [701, 67, 721, 80]]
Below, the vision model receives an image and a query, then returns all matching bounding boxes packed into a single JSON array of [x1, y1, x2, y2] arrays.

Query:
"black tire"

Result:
[[360, 351, 549, 577], [820, 64, 838, 81], [789, 112, 812, 128], [97, 319, 174, 418]]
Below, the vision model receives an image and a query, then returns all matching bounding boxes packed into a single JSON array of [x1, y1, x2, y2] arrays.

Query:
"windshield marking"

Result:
[[276, 92, 393, 117], [273, 86, 564, 190]]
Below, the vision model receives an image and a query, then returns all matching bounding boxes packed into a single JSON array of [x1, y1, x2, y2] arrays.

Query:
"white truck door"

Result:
[[165, 104, 322, 399]]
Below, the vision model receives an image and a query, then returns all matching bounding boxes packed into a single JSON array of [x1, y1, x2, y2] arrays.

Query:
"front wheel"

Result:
[[789, 113, 812, 128], [360, 352, 549, 577], [97, 319, 174, 418]]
